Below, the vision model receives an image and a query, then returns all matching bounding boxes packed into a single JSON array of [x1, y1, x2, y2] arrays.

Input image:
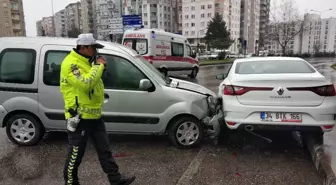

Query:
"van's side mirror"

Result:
[[139, 79, 153, 91], [216, 74, 227, 80]]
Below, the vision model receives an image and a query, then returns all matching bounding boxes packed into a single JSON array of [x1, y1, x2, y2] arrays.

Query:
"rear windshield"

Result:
[[235, 60, 316, 74], [123, 39, 148, 55]]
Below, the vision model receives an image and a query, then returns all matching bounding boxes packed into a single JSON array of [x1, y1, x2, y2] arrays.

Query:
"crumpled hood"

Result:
[[170, 78, 217, 97]]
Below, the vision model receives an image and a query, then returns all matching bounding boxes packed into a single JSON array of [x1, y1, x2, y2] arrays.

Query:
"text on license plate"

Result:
[[260, 112, 302, 122]]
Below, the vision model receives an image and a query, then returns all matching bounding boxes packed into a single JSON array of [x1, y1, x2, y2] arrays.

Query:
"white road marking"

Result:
[[176, 149, 207, 185]]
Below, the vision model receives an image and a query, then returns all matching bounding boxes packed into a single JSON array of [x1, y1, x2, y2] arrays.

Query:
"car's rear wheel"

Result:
[[6, 113, 44, 146], [168, 116, 204, 149], [189, 67, 198, 79], [302, 130, 324, 147]]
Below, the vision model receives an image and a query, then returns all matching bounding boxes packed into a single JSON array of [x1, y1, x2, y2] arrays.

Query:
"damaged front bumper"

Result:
[[203, 109, 224, 141]]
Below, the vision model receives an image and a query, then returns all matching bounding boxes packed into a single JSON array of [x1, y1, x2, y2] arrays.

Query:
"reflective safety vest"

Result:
[[60, 49, 105, 120]]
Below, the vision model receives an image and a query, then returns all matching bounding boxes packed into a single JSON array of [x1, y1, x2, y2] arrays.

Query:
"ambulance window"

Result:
[[123, 39, 148, 55], [171, 42, 184, 57], [186, 45, 192, 57]]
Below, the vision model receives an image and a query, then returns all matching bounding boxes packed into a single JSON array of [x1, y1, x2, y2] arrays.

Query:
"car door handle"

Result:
[[104, 93, 109, 104]]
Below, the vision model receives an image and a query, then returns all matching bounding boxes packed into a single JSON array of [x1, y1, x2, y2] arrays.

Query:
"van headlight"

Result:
[[207, 96, 217, 110]]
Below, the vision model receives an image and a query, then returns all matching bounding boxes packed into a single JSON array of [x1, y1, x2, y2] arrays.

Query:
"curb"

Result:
[[306, 136, 336, 185]]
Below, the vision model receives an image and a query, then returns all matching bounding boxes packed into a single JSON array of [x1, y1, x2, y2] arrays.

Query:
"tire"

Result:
[[168, 116, 204, 149], [189, 67, 198, 79], [6, 113, 44, 146]]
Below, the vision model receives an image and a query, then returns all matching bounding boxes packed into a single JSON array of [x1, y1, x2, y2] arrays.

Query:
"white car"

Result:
[[216, 57, 336, 141]]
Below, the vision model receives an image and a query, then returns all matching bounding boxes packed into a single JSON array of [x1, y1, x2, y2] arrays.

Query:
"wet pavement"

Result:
[[0, 57, 335, 185]]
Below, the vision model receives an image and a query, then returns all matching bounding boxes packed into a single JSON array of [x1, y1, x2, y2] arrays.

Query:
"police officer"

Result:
[[60, 33, 136, 185]]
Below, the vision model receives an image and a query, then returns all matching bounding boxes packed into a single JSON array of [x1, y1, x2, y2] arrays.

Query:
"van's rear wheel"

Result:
[[6, 113, 44, 146], [189, 67, 198, 79]]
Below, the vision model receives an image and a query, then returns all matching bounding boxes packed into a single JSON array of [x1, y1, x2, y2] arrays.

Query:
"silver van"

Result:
[[0, 37, 222, 149]]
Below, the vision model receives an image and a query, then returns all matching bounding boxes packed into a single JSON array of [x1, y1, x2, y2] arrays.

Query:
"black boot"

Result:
[[109, 175, 136, 185]]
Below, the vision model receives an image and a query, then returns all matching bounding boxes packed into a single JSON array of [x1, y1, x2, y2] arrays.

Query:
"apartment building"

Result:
[[36, 20, 43, 36], [0, 0, 25, 37], [65, 2, 82, 36], [267, 14, 336, 55], [95, 0, 122, 40], [182, 0, 215, 49], [40, 16, 55, 37], [215, 0, 241, 54], [81, 0, 95, 34], [301, 14, 336, 54], [54, 9, 66, 37], [259, 0, 270, 51], [124, 0, 177, 33], [240, 0, 260, 54]]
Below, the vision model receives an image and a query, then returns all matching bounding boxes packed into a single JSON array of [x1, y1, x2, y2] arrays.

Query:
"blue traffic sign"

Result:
[[122, 15, 142, 26]]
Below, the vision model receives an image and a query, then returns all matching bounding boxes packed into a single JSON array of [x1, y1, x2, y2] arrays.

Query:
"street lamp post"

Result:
[[310, 8, 333, 17]]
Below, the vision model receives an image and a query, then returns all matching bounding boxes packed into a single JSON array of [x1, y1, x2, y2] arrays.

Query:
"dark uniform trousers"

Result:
[[64, 118, 121, 185]]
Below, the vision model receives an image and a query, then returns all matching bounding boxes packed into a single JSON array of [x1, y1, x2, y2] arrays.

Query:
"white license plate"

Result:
[[260, 112, 302, 123]]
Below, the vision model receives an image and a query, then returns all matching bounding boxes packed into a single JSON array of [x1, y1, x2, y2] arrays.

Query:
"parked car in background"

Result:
[[0, 37, 220, 149], [216, 57, 336, 143], [122, 28, 199, 79]]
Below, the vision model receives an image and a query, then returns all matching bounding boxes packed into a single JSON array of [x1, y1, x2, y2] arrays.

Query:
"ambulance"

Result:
[[122, 28, 199, 78]]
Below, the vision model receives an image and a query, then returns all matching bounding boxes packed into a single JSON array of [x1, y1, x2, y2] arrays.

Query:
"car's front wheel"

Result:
[[6, 113, 44, 146], [189, 67, 198, 79], [168, 116, 204, 149]]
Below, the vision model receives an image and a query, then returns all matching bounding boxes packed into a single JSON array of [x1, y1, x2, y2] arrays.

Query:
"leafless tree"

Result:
[[268, 0, 305, 55]]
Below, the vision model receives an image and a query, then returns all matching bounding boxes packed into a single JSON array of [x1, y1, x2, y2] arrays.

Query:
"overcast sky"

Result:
[[23, 0, 336, 36]]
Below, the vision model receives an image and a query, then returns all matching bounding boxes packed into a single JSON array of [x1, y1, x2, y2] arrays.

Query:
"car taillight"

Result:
[[223, 85, 273, 96], [143, 56, 153, 64], [287, 85, 336, 96]]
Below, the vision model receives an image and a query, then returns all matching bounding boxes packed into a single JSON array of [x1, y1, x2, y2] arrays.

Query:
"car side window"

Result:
[[171, 42, 184, 57], [43, 51, 70, 86], [0, 49, 36, 84], [101, 55, 148, 91]]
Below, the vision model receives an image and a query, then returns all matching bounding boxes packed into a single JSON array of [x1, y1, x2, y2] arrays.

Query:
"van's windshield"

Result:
[[123, 39, 148, 55], [136, 55, 171, 85]]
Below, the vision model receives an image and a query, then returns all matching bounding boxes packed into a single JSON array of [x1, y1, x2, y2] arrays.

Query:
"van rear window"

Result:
[[123, 39, 148, 55]]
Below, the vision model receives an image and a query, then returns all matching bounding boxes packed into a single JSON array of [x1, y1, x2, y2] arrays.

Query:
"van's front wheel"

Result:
[[168, 116, 204, 149], [6, 113, 44, 146]]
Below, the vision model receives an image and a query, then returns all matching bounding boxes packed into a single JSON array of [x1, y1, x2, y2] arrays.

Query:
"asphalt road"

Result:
[[1, 57, 335, 185]]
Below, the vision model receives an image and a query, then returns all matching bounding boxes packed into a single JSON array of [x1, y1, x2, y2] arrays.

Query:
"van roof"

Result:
[[0, 36, 138, 56], [124, 28, 187, 40]]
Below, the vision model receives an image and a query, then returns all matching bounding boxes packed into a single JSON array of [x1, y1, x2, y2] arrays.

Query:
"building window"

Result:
[[208, 4, 212, 9], [5, 21, 9, 28], [201, 14, 204, 18], [185, 15, 188, 19], [191, 31, 195, 35], [191, 23, 195, 27], [0, 49, 37, 84], [185, 23, 189, 27], [191, 6, 195, 11], [191, 15, 195, 19], [144, 21, 148, 25], [185, 31, 188, 35], [207, 13, 211, 17], [201, 5, 205, 9], [2, 2, 7, 7], [201, 22, 205, 27]]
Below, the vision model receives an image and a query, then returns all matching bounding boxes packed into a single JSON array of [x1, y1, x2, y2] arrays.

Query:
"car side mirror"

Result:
[[139, 79, 153, 91], [216, 74, 227, 80]]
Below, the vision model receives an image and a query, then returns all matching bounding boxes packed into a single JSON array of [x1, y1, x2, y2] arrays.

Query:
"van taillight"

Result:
[[143, 56, 153, 64], [223, 85, 273, 96], [287, 85, 336, 96]]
